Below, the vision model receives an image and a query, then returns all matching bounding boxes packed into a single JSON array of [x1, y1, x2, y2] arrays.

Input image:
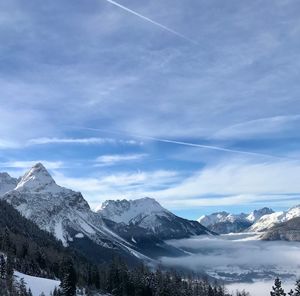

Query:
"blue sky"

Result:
[[1, 0, 300, 219]]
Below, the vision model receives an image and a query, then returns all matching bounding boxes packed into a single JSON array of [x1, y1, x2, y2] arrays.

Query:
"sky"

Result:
[[1, 0, 300, 219]]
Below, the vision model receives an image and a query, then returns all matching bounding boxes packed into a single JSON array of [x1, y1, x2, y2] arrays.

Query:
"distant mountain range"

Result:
[[1, 161, 300, 268], [0, 163, 213, 264], [198, 208, 274, 234], [199, 205, 300, 241]]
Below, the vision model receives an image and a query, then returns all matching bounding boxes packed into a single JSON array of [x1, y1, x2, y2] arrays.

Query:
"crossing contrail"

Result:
[[102, 0, 197, 44], [70, 126, 287, 160]]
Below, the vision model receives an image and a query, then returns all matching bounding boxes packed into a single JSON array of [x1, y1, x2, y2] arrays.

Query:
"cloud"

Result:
[[148, 159, 300, 209], [95, 153, 147, 166], [77, 126, 282, 159], [0, 139, 19, 149], [52, 169, 180, 209], [102, 0, 197, 44], [0, 160, 65, 177], [213, 115, 300, 140], [160, 235, 300, 280], [27, 137, 141, 146]]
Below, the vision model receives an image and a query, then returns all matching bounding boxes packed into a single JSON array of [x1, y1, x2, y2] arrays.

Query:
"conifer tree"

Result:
[[60, 259, 77, 296], [271, 278, 286, 296], [18, 278, 28, 296], [0, 255, 5, 279], [294, 279, 300, 296]]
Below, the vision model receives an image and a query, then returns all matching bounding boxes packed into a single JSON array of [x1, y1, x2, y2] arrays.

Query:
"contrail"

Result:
[[70, 126, 288, 160], [102, 0, 197, 44]]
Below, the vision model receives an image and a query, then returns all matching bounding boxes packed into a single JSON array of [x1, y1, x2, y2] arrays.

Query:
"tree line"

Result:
[[0, 199, 249, 296]]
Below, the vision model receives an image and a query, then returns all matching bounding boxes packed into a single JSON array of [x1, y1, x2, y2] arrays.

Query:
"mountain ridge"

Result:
[[0, 163, 212, 263]]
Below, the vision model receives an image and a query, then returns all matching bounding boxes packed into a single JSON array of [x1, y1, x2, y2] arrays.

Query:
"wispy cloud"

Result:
[[53, 169, 180, 209], [0, 160, 64, 170], [95, 153, 147, 166], [214, 115, 300, 140], [149, 159, 300, 209], [102, 0, 197, 44], [75, 126, 284, 159], [27, 137, 141, 146]]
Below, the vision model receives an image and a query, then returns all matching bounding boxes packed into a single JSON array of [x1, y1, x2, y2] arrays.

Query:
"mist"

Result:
[[161, 234, 300, 282]]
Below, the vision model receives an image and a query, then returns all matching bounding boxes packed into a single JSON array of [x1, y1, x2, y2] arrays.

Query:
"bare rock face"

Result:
[[262, 217, 300, 241], [97, 197, 213, 240], [0, 172, 18, 196]]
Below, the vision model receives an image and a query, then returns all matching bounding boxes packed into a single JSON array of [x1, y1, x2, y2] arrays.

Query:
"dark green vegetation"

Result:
[[270, 278, 300, 296], [0, 199, 244, 296]]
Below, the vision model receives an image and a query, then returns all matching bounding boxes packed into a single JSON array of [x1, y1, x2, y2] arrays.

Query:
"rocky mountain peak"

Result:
[[247, 207, 274, 223], [98, 197, 169, 225], [16, 162, 57, 192]]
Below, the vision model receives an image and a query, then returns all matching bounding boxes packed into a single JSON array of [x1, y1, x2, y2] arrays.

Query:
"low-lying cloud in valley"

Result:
[[161, 235, 300, 282]]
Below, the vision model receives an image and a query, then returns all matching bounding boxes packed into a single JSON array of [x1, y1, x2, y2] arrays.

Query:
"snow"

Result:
[[250, 205, 300, 232], [198, 208, 274, 228], [14, 271, 60, 296], [54, 221, 67, 246], [226, 280, 294, 296], [198, 211, 247, 226], [98, 197, 170, 227], [75, 232, 84, 238], [0, 172, 18, 196]]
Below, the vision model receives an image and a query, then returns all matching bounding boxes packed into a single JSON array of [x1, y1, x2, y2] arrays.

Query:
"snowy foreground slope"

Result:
[[14, 271, 60, 296]]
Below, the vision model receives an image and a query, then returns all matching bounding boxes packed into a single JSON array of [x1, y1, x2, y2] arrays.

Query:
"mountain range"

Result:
[[198, 207, 274, 234], [1, 161, 300, 269], [199, 205, 300, 241], [0, 163, 213, 264]]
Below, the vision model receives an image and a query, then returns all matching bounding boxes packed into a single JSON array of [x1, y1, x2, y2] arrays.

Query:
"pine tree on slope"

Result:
[[60, 259, 77, 296], [271, 278, 286, 296]]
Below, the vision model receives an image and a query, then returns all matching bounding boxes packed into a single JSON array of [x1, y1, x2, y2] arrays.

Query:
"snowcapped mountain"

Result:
[[198, 207, 274, 234], [246, 207, 274, 223], [98, 197, 213, 240], [1, 163, 150, 263], [0, 163, 213, 263], [0, 172, 18, 195], [249, 205, 300, 232], [261, 216, 300, 241]]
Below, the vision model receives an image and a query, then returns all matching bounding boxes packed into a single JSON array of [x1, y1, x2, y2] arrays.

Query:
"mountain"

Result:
[[262, 216, 300, 241], [198, 207, 274, 234], [249, 205, 300, 232], [1, 163, 149, 264], [98, 197, 213, 240], [0, 198, 92, 283], [0, 172, 18, 195], [0, 163, 212, 263]]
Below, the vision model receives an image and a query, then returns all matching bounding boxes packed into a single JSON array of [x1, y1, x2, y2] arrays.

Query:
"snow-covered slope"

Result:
[[14, 271, 60, 296], [0, 172, 18, 196], [246, 207, 274, 223], [98, 198, 213, 239], [249, 205, 300, 232], [1, 163, 149, 263], [198, 208, 274, 234]]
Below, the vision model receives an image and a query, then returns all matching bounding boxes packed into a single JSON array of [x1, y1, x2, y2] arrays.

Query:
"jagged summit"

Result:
[[247, 207, 274, 222], [198, 207, 275, 234], [15, 162, 57, 192], [97, 197, 212, 239], [98, 197, 169, 225]]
